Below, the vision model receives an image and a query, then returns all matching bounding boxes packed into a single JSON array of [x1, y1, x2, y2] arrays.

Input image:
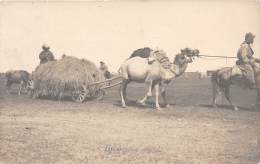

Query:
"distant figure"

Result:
[[39, 44, 55, 64], [236, 32, 258, 88], [5, 70, 30, 95], [100, 61, 111, 79], [62, 53, 66, 59]]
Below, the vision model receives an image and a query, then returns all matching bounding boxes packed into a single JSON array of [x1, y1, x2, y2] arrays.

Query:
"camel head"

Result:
[[169, 48, 199, 77], [174, 48, 199, 65]]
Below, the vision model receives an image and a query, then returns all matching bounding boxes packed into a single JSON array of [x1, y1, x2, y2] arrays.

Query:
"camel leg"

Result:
[[123, 80, 129, 107], [212, 88, 217, 107], [147, 79, 153, 97], [138, 80, 154, 105], [120, 80, 129, 108], [58, 92, 63, 101], [138, 95, 148, 105], [224, 85, 238, 111], [6, 84, 11, 95], [32, 91, 39, 99], [123, 81, 129, 102], [28, 90, 33, 98], [18, 81, 24, 96], [161, 85, 169, 108], [211, 80, 219, 108], [22, 81, 28, 94], [155, 83, 162, 110]]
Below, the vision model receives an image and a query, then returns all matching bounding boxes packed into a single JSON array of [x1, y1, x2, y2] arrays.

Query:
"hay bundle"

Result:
[[32, 56, 105, 99]]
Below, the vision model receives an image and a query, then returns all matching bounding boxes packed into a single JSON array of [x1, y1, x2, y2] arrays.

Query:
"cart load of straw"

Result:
[[31, 56, 105, 101]]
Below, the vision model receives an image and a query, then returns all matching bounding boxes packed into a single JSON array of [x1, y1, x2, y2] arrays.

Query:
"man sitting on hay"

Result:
[[39, 44, 55, 64]]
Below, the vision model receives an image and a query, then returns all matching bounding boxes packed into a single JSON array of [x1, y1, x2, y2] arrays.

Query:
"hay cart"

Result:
[[72, 76, 122, 103]]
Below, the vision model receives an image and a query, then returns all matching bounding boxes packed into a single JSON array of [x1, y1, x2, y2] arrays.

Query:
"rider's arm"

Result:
[[240, 46, 250, 63]]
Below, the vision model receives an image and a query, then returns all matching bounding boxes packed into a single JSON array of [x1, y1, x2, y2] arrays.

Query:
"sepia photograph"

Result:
[[0, 0, 260, 163]]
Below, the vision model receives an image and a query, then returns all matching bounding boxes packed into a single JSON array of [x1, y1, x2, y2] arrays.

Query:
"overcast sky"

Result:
[[0, 0, 260, 73]]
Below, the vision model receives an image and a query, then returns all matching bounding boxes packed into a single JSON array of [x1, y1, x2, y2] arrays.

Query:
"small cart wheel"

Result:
[[75, 89, 89, 103], [76, 94, 85, 103]]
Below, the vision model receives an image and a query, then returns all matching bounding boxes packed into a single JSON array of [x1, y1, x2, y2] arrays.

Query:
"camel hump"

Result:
[[129, 47, 152, 59]]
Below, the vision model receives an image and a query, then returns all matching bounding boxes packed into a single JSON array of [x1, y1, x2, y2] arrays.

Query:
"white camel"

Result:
[[119, 48, 199, 110]]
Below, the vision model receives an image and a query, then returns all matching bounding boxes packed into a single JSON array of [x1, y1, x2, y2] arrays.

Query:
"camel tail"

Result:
[[211, 71, 218, 84], [117, 67, 122, 76], [117, 64, 129, 80], [117, 67, 125, 79]]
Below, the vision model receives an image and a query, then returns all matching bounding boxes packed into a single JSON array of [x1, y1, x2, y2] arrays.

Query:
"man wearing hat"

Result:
[[100, 61, 111, 79], [236, 32, 256, 88], [39, 44, 55, 64]]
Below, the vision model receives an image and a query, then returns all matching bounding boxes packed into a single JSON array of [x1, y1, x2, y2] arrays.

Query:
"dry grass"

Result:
[[32, 56, 104, 98], [0, 77, 259, 164]]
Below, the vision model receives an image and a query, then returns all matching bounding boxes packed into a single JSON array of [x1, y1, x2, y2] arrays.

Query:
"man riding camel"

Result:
[[39, 44, 55, 64], [236, 32, 260, 88]]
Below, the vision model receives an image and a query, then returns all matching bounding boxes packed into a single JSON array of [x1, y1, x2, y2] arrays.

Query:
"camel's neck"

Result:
[[179, 63, 189, 75], [173, 63, 189, 76]]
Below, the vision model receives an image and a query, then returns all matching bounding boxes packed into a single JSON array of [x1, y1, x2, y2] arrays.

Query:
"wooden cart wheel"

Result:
[[76, 89, 89, 103], [76, 94, 85, 103]]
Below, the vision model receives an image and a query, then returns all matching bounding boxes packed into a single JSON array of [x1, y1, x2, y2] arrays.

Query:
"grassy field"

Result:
[[0, 76, 260, 164]]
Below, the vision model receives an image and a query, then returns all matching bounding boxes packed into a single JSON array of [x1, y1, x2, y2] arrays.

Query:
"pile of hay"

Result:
[[32, 56, 105, 98]]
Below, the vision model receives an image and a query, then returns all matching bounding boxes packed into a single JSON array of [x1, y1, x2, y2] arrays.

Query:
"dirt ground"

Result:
[[0, 76, 260, 164]]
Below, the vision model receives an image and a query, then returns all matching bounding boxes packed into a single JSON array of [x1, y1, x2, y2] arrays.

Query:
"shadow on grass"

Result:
[[113, 99, 176, 109], [199, 104, 258, 111], [113, 100, 151, 109]]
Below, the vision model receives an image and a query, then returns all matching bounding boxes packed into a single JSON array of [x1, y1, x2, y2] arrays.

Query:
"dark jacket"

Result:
[[237, 42, 254, 64], [39, 50, 55, 64]]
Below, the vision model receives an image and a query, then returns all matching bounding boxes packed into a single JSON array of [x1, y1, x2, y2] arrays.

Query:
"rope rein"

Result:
[[198, 54, 237, 59], [197, 55, 236, 65]]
